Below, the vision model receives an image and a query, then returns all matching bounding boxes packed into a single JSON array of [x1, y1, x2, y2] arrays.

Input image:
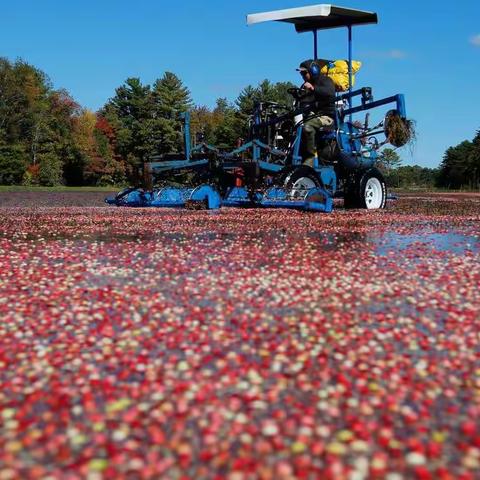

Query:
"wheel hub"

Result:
[[365, 177, 383, 209], [289, 177, 317, 200]]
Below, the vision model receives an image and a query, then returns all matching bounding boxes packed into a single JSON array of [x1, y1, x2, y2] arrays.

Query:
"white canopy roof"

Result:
[[247, 4, 378, 32]]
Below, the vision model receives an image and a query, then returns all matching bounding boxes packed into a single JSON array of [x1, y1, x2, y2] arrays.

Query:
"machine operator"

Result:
[[297, 60, 336, 166]]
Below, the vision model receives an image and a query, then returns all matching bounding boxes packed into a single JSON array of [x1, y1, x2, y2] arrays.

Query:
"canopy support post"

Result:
[[348, 25, 353, 124], [313, 29, 318, 60]]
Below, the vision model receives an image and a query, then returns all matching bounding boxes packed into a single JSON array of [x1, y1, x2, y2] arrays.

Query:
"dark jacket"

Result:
[[300, 67, 336, 118]]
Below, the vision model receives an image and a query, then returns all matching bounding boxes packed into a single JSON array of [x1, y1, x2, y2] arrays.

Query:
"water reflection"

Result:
[[374, 232, 479, 255]]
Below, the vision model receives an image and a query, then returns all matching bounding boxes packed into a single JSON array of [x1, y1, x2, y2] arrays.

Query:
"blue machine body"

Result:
[[106, 6, 408, 213], [107, 184, 333, 212]]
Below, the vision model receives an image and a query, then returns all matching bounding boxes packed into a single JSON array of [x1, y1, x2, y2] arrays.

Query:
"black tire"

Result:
[[344, 168, 387, 210], [282, 166, 322, 199]]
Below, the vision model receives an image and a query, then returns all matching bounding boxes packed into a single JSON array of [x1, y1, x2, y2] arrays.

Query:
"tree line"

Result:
[[0, 57, 478, 189], [378, 128, 480, 190], [436, 131, 480, 189], [0, 58, 294, 186]]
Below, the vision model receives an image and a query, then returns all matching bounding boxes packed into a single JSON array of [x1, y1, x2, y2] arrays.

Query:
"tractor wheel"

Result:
[[344, 168, 387, 210], [283, 166, 321, 200]]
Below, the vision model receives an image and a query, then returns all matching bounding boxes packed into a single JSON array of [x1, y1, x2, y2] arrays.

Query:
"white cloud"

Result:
[[362, 49, 408, 60], [387, 49, 407, 59], [470, 34, 480, 47]]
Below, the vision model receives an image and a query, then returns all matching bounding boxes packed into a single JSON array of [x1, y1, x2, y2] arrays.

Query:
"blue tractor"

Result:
[[107, 4, 411, 212]]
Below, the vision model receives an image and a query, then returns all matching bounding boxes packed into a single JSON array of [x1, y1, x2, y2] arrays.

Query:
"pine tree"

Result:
[[379, 148, 402, 171], [437, 141, 474, 189], [103, 78, 156, 177], [152, 73, 193, 153], [152, 72, 192, 119], [468, 129, 480, 189], [235, 85, 258, 115]]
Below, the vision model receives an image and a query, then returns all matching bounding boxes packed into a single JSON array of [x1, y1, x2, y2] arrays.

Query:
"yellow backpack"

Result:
[[320, 60, 362, 92]]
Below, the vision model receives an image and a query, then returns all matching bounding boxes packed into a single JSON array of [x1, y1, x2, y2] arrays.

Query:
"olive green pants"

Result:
[[302, 115, 334, 167]]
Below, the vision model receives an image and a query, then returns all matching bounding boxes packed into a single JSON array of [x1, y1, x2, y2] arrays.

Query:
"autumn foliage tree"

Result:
[[0, 58, 50, 184], [90, 117, 126, 185]]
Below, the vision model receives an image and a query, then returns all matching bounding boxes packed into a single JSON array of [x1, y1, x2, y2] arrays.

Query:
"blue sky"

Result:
[[1, 0, 479, 167]]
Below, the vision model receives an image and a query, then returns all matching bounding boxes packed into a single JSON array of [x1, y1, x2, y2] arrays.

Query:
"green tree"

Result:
[[102, 74, 193, 182], [0, 59, 51, 147], [190, 98, 246, 151], [212, 98, 239, 148], [272, 81, 297, 108], [236, 85, 258, 116], [437, 140, 474, 189], [190, 105, 216, 146], [44, 90, 82, 186], [103, 78, 155, 179], [467, 129, 480, 189], [37, 151, 63, 186], [0, 144, 28, 185], [379, 148, 402, 171], [152, 72, 193, 153], [379, 148, 402, 186], [236, 80, 296, 115], [0, 58, 89, 185], [394, 165, 439, 189], [152, 72, 192, 119], [234, 80, 297, 139]]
